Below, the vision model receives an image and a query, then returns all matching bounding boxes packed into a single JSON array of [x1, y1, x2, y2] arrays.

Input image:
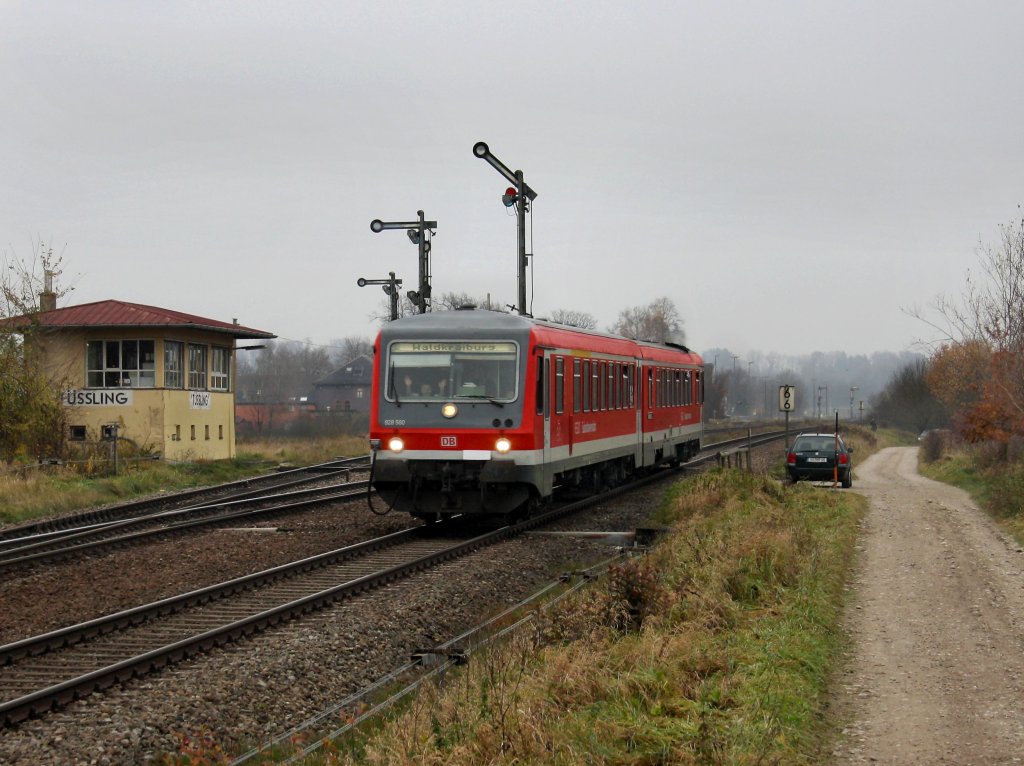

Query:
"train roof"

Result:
[[377, 308, 702, 364]]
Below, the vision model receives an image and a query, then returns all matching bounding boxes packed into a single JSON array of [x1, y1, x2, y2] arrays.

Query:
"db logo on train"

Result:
[[441, 436, 458, 447]]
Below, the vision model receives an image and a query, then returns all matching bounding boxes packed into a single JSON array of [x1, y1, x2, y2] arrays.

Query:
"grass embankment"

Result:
[[0, 434, 368, 526], [919, 446, 1024, 547], [312, 469, 866, 766]]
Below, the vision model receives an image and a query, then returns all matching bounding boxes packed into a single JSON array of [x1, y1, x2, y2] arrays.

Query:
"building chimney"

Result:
[[38, 270, 57, 312]]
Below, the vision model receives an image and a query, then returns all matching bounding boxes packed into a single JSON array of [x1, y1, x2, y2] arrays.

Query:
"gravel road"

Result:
[[829, 446, 1024, 765]]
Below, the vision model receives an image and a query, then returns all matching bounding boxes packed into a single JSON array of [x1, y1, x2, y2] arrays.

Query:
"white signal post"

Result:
[[779, 385, 796, 450]]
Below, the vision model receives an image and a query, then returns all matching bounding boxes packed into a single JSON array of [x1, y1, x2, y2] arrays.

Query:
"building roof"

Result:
[[313, 354, 373, 387], [4, 299, 276, 340]]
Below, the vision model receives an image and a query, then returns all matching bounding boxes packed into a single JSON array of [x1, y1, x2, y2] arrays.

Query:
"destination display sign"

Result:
[[391, 342, 517, 354]]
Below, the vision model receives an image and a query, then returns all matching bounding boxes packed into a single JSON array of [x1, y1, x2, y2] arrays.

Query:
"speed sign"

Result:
[[779, 385, 796, 412]]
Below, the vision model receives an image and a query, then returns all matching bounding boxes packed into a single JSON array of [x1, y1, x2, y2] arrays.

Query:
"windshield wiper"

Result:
[[389, 361, 401, 407], [461, 394, 504, 407]]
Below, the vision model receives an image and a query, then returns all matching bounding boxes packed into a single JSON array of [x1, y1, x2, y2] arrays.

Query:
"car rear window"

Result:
[[794, 436, 840, 452]]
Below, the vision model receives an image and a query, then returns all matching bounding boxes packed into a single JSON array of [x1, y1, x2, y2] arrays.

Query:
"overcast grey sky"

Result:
[[3, 1, 1022, 358]]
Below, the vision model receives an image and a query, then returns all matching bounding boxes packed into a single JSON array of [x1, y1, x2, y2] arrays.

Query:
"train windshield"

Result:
[[386, 341, 519, 402]]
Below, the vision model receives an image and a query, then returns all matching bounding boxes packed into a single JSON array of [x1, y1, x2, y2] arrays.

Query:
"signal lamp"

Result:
[[495, 437, 511, 453], [388, 436, 405, 453], [407, 229, 420, 245], [502, 187, 518, 207], [442, 403, 458, 419]]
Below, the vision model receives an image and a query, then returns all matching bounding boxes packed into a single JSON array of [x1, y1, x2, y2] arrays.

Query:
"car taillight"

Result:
[[787, 452, 796, 465], [839, 453, 849, 465]]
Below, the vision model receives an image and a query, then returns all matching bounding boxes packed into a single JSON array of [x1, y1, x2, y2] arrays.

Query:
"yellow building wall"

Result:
[[45, 328, 239, 462]]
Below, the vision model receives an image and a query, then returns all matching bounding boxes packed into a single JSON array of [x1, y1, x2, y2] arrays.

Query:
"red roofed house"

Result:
[[19, 298, 275, 461]]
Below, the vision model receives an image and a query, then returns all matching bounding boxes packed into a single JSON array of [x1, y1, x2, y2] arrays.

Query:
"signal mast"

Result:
[[472, 142, 538, 317]]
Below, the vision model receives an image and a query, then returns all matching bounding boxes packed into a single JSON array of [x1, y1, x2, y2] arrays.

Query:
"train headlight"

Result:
[[388, 436, 405, 453], [441, 402, 458, 419], [495, 437, 512, 454]]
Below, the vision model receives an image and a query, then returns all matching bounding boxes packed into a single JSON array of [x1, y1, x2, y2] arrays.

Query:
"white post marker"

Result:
[[779, 385, 796, 450]]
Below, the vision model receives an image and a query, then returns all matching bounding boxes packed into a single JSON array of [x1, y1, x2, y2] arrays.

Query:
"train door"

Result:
[[634, 360, 643, 467], [538, 351, 551, 466], [549, 355, 569, 458]]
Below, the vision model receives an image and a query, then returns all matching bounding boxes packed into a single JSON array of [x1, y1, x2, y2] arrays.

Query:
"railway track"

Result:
[[0, 455, 370, 544], [0, 430, 792, 727], [0, 461, 371, 570]]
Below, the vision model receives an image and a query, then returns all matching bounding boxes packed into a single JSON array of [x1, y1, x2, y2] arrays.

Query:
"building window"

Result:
[[211, 347, 230, 392], [356, 388, 364, 399], [190, 425, 196, 441], [69, 425, 87, 441], [219, 425, 224, 440], [164, 341, 184, 389], [188, 343, 207, 389], [86, 340, 156, 388], [205, 425, 210, 440]]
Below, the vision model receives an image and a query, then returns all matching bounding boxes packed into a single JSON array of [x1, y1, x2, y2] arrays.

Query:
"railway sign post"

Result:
[[357, 272, 404, 321], [472, 142, 538, 317], [779, 385, 796, 450], [369, 211, 436, 314]]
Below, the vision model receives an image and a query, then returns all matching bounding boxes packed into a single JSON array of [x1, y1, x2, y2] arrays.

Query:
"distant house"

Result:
[[5, 298, 275, 461], [308, 354, 372, 412]]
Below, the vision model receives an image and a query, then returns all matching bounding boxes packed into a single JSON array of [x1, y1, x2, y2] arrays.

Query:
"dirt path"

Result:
[[829, 446, 1024, 764]]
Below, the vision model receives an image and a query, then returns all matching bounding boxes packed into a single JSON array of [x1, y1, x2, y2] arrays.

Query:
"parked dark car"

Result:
[[786, 432, 854, 488]]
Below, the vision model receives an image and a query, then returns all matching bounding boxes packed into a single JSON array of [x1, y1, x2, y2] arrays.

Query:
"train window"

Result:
[[543, 358, 550, 418], [572, 358, 581, 413], [685, 370, 692, 405], [582, 360, 590, 412], [621, 365, 629, 409], [602, 361, 609, 410], [629, 365, 635, 408], [535, 358, 544, 415], [676, 371, 682, 407], [555, 357, 565, 415], [612, 363, 619, 409], [592, 361, 599, 412], [647, 367, 653, 408], [386, 341, 519, 403]]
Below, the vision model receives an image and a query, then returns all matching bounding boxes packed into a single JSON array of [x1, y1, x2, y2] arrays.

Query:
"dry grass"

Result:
[[313, 470, 864, 766]]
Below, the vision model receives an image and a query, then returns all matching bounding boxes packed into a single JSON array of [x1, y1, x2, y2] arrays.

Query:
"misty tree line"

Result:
[[5, 211, 1022, 461], [236, 295, 687, 404]]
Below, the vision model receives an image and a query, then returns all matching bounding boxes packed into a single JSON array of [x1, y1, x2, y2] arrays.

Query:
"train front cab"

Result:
[[369, 311, 540, 520]]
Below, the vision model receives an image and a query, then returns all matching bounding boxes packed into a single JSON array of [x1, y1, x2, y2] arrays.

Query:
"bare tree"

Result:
[[327, 336, 374, 366], [609, 296, 686, 344], [235, 339, 333, 403], [548, 308, 597, 329], [1, 238, 74, 316], [910, 213, 1024, 442], [0, 239, 74, 462]]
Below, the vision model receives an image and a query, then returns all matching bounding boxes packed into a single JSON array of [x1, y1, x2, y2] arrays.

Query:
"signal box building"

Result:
[[21, 299, 275, 461]]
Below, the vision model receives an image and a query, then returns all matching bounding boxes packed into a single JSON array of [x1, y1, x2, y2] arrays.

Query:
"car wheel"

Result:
[[841, 470, 852, 489]]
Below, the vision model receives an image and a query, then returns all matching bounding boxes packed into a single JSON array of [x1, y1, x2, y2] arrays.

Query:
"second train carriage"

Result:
[[369, 307, 703, 520]]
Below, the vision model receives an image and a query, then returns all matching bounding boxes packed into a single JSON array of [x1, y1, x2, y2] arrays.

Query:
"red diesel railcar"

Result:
[[369, 307, 703, 520]]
